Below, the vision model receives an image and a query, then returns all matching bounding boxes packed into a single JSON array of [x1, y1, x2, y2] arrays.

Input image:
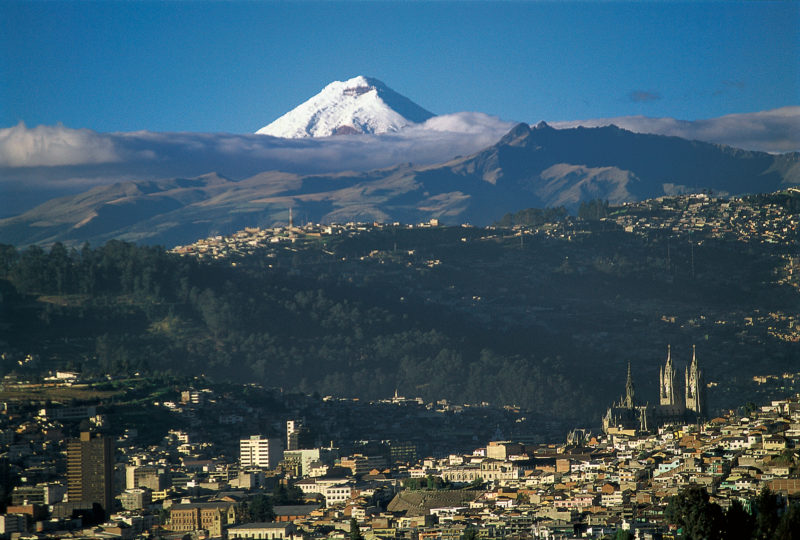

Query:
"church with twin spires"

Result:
[[602, 345, 706, 434]]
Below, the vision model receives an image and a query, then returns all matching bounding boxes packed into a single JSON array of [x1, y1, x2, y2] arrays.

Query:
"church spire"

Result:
[[660, 345, 676, 406], [625, 362, 635, 408], [685, 344, 704, 416]]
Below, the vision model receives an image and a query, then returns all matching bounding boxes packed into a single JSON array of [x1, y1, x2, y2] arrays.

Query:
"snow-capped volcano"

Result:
[[256, 76, 435, 138]]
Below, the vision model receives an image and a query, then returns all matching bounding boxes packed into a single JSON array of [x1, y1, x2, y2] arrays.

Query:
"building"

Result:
[[339, 454, 387, 476], [0, 514, 27, 538], [283, 448, 333, 477], [118, 488, 152, 511], [228, 522, 299, 540], [659, 345, 677, 407], [39, 405, 97, 421], [603, 346, 707, 434], [602, 363, 650, 434], [126, 465, 166, 491], [240, 435, 283, 469], [322, 484, 354, 506], [11, 483, 65, 506], [286, 420, 313, 450], [286, 420, 302, 451], [273, 504, 321, 522], [684, 345, 705, 415], [66, 431, 114, 513], [168, 502, 237, 537], [181, 389, 204, 405]]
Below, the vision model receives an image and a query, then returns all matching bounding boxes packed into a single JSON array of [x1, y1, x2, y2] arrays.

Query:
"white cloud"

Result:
[[550, 106, 800, 154], [417, 112, 515, 135], [1, 107, 794, 218], [0, 122, 123, 167], [0, 112, 513, 172], [0, 113, 514, 215]]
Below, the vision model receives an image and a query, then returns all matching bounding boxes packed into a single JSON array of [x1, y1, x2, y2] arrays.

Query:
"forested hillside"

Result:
[[0, 239, 593, 424], [1, 197, 798, 428]]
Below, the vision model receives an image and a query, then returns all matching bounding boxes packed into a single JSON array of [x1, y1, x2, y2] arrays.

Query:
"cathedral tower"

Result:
[[624, 362, 635, 408], [685, 345, 705, 416], [659, 345, 677, 406]]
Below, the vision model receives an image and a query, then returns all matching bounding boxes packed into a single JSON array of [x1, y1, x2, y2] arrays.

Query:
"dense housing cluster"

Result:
[[1, 370, 800, 539]]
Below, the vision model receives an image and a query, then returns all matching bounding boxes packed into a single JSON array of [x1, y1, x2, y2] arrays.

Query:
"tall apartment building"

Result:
[[66, 431, 114, 513], [240, 435, 283, 469], [286, 420, 302, 451]]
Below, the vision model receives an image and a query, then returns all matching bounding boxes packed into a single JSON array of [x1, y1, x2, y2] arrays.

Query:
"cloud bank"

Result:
[[0, 112, 514, 171], [0, 113, 514, 216], [551, 106, 800, 154], [1, 107, 796, 218], [0, 123, 123, 167]]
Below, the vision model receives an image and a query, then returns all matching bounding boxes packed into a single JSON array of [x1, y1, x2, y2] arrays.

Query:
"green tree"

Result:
[[403, 477, 420, 490], [246, 494, 275, 522], [753, 487, 781, 540], [724, 499, 755, 540], [664, 485, 724, 540], [349, 518, 364, 540], [774, 502, 800, 540], [461, 526, 479, 540], [469, 477, 484, 489]]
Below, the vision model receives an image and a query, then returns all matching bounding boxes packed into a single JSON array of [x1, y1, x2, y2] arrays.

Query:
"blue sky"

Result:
[[1, 1, 798, 133]]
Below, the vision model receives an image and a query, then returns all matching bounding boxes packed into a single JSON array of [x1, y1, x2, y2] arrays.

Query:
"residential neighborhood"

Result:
[[2, 370, 800, 539]]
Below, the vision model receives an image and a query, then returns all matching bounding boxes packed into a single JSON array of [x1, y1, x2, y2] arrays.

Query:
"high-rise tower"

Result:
[[659, 345, 677, 406], [66, 431, 114, 513]]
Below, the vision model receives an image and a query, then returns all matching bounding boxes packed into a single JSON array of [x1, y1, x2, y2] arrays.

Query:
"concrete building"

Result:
[[66, 431, 114, 513], [125, 465, 166, 491], [240, 435, 283, 469], [118, 488, 152, 511], [228, 522, 298, 540], [0, 514, 27, 538], [286, 420, 302, 451]]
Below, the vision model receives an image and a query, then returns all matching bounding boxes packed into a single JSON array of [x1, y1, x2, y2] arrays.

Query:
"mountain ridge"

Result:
[[1, 124, 797, 247]]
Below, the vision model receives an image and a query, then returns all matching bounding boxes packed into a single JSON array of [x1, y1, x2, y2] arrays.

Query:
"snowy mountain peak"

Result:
[[256, 76, 435, 138]]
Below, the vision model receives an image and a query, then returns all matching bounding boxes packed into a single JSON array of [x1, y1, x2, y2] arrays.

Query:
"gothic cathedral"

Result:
[[603, 345, 706, 434]]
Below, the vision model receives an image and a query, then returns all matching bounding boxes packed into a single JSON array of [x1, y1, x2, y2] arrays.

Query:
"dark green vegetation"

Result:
[[241, 484, 305, 523], [665, 486, 800, 540], [1, 201, 798, 428], [0, 236, 597, 424]]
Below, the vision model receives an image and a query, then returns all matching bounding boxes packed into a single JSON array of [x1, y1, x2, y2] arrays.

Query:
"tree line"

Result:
[[665, 485, 800, 540]]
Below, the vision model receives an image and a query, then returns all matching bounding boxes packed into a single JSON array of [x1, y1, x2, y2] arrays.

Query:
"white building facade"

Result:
[[240, 435, 284, 469]]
